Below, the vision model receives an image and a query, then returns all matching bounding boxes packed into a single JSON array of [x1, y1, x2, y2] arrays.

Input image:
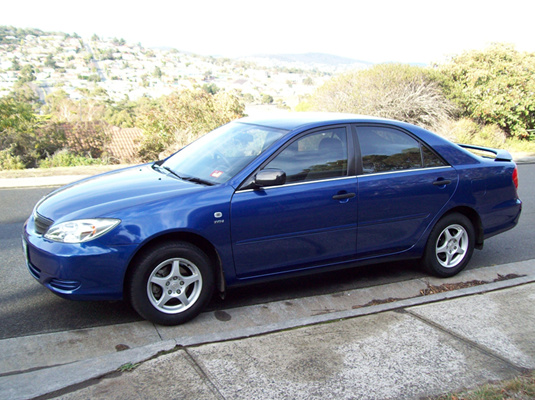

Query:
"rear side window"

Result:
[[266, 127, 348, 183], [422, 145, 447, 168], [357, 126, 446, 174]]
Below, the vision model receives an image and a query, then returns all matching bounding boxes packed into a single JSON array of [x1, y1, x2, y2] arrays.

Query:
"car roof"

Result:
[[238, 112, 394, 131]]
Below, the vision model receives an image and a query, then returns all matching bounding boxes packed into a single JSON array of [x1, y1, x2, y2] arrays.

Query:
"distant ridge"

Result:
[[251, 52, 372, 66]]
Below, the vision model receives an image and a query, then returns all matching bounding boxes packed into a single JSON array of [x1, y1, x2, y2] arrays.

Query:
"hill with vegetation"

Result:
[[1, 24, 535, 170]]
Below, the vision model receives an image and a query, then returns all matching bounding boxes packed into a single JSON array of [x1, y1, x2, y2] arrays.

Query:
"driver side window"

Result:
[[266, 127, 348, 183]]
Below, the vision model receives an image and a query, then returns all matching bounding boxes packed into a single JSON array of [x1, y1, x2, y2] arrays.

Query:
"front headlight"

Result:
[[44, 219, 121, 243]]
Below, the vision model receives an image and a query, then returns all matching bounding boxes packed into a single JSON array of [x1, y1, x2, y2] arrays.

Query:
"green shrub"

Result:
[[39, 150, 107, 168], [443, 118, 506, 148], [0, 147, 25, 170], [0, 96, 42, 168], [438, 43, 535, 138], [136, 89, 245, 161]]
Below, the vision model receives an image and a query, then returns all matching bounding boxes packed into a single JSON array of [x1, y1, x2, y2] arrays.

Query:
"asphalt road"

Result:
[[1, 164, 533, 340]]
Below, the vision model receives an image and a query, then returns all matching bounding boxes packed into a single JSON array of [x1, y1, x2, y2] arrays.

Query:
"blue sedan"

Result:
[[23, 113, 522, 325]]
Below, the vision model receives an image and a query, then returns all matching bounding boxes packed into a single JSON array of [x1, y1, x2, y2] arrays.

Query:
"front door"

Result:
[[230, 126, 358, 278]]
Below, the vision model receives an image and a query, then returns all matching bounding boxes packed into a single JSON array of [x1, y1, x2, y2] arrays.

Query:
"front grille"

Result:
[[49, 279, 80, 291], [34, 212, 54, 235]]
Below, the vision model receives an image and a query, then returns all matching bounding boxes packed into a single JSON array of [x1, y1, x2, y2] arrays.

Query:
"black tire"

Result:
[[422, 213, 475, 277], [127, 241, 214, 325]]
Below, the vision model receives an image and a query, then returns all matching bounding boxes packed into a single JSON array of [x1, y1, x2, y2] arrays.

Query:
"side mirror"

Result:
[[254, 168, 286, 188]]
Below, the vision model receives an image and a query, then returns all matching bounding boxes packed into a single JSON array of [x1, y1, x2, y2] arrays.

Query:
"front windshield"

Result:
[[162, 122, 288, 184]]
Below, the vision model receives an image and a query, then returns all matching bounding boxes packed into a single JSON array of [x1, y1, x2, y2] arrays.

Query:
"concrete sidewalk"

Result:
[[0, 175, 92, 188], [0, 260, 533, 400]]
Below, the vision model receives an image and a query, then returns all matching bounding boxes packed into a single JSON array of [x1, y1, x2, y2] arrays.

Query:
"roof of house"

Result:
[[105, 126, 143, 163]]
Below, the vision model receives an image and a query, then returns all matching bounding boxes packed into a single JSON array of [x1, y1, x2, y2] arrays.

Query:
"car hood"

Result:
[[36, 165, 204, 222]]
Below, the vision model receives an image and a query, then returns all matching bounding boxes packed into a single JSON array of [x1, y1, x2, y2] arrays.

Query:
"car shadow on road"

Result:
[[207, 260, 424, 311]]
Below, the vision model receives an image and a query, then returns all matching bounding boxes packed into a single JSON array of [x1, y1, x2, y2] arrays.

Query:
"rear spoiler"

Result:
[[458, 144, 513, 162]]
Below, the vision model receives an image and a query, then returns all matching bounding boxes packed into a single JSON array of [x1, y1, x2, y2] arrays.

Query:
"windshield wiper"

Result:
[[162, 166, 182, 179], [181, 176, 215, 186], [153, 163, 213, 186], [152, 163, 184, 180]]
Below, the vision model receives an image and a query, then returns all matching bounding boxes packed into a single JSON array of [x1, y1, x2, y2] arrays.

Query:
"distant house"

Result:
[[48, 122, 143, 164], [105, 126, 143, 163]]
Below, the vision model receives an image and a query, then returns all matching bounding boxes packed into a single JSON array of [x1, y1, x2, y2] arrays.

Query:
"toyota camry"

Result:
[[23, 113, 522, 325]]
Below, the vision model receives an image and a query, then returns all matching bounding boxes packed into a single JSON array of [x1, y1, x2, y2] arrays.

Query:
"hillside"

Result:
[[0, 25, 370, 109]]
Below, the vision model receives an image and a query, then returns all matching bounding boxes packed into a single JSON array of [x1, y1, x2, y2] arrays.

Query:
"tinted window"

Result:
[[422, 145, 447, 168], [357, 126, 422, 174], [266, 127, 348, 183]]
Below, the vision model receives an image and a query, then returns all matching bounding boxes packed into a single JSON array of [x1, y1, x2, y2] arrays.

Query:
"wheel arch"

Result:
[[441, 206, 484, 249], [124, 232, 225, 298]]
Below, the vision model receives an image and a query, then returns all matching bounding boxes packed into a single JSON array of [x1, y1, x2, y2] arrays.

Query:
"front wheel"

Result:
[[422, 213, 475, 277], [127, 242, 214, 325]]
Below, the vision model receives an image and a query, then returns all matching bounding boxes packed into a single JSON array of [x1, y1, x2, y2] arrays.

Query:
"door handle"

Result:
[[433, 179, 452, 186], [332, 192, 356, 200]]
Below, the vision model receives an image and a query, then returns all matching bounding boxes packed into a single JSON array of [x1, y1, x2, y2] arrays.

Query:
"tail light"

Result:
[[512, 166, 519, 189]]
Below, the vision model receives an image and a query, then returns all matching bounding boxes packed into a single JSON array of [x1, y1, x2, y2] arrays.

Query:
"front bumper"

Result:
[[23, 218, 138, 301]]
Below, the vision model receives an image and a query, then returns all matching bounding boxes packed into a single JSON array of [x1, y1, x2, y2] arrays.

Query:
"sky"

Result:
[[2, 0, 535, 64]]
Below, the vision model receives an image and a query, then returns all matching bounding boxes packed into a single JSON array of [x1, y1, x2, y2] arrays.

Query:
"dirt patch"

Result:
[[353, 274, 524, 309], [419, 273, 523, 296]]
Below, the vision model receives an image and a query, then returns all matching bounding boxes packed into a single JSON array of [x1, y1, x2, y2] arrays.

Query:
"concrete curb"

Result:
[[177, 275, 535, 347], [0, 175, 91, 189]]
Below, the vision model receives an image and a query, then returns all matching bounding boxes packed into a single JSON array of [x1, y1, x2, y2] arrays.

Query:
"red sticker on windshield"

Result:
[[210, 170, 224, 178]]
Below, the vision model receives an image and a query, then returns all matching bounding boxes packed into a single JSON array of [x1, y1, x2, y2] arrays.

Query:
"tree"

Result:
[[10, 83, 40, 106], [43, 89, 106, 123], [42, 120, 109, 159], [10, 58, 20, 71], [38, 89, 112, 161], [136, 89, 245, 160], [100, 49, 115, 61], [203, 70, 213, 81], [104, 96, 137, 128], [140, 74, 149, 87], [438, 43, 535, 138], [44, 53, 56, 69], [112, 37, 126, 46], [15, 64, 36, 86], [0, 97, 37, 137], [153, 66, 162, 79], [262, 94, 274, 104], [307, 64, 455, 131], [202, 83, 219, 95], [0, 97, 51, 168]]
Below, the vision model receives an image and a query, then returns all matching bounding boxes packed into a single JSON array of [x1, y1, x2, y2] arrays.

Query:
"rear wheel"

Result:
[[422, 213, 475, 277], [127, 241, 214, 325]]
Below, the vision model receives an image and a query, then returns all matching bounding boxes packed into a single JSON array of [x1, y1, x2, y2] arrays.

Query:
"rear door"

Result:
[[230, 126, 358, 278], [355, 125, 458, 257]]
